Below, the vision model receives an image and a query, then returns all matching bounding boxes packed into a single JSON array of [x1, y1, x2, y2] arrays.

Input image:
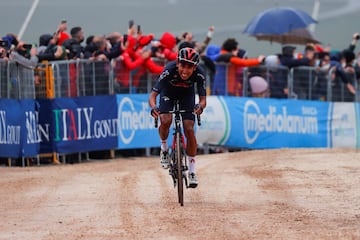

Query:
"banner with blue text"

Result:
[[197, 97, 332, 149], [1, 95, 360, 158], [116, 94, 158, 149], [0, 99, 38, 157]]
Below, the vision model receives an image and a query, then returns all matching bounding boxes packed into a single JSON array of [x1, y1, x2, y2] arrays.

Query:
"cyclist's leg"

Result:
[[183, 121, 199, 188], [159, 113, 172, 145], [180, 97, 199, 187], [182, 119, 196, 156], [158, 94, 174, 148], [179, 93, 196, 158], [158, 95, 174, 168]]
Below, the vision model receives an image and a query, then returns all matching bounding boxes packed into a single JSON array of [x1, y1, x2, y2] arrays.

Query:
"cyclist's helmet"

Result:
[[177, 47, 200, 66]]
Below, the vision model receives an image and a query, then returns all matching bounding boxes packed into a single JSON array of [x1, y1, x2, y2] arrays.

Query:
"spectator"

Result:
[[37, 33, 53, 54], [113, 34, 153, 93], [249, 76, 269, 98], [279, 45, 315, 68], [8, 32, 65, 67], [62, 26, 85, 59], [320, 33, 359, 101], [212, 38, 265, 96], [0, 37, 10, 61], [55, 19, 70, 46], [83, 35, 96, 58], [153, 31, 178, 61], [177, 25, 215, 54], [105, 32, 123, 61], [264, 54, 290, 99], [205, 44, 221, 61], [37, 32, 67, 62], [280, 45, 316, 99]]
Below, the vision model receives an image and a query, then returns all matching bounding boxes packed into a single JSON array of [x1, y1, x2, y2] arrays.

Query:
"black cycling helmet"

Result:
[[177, 47, 200, 66]]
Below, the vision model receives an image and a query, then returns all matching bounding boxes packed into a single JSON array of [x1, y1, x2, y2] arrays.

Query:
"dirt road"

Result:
[[1, 148, 360, 240]]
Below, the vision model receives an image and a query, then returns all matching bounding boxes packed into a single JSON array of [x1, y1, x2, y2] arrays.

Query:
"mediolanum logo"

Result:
[[117, 97, 153, 145], [244, 100, 318, 144]]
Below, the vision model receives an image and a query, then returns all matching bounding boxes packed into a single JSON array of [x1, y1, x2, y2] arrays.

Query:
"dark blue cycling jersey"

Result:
[[152, 61, 206, 97], [152, 61, 207, 120]]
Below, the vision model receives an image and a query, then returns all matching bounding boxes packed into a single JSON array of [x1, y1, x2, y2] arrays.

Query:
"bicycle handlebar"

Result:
[[154, 112, 201, 128]]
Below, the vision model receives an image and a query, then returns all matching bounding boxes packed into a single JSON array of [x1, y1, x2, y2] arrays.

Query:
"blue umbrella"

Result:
[[243, 7, 317, 35]]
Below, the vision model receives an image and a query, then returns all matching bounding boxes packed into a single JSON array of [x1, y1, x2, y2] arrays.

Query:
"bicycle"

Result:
[[154, 100, 201, 206]]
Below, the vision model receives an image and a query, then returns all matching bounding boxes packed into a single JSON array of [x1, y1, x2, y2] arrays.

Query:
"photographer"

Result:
[[0, 40, 9, 61], [62, 26, 85, 59], [0, 33, 20, 61], [8, 36, 39, 69]]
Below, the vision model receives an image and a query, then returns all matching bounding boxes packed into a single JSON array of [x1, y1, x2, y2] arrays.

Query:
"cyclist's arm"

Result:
[[148, 91, 159, 109], [195, 67, 207, 112], [198, 95, 206, 110]]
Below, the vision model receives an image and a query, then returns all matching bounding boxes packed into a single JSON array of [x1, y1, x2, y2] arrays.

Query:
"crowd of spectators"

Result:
[[1, 20, 360, 161], [1, 19, 360, 101]]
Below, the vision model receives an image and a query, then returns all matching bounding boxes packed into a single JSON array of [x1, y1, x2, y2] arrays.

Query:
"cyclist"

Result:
[[148, 47, 206, 188]]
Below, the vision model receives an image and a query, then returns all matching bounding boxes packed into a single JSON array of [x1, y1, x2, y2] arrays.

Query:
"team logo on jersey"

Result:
[[162, 96, 170, 101], [159, 70, 170, 81]]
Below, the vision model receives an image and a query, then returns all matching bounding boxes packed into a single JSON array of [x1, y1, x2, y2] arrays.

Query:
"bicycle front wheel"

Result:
[[176, 131, 184, 206]]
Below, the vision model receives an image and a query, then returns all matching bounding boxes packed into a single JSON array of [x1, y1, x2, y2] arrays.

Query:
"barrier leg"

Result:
[[53, 152, 60, 164]]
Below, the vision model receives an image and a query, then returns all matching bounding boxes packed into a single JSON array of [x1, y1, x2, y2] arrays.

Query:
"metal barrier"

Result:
[[242, 65, 290, 98], [290, 66, 322, 100], [211, 63, 358, 102], [0, 59, 9, 98], [0, 60, 36, 99], [326, 67, 358, 102], [1, 58, 358, 101]]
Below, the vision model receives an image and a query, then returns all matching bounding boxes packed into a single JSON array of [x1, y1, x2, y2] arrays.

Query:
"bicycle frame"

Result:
[[169, 101, 188, 206], [154, 100, 200, 206]]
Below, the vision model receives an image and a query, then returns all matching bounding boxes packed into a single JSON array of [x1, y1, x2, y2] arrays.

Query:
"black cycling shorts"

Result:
[[159, 94, 195, 121]]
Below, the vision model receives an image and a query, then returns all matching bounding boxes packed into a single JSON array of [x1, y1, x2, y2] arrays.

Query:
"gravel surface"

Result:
[[1, 148, 360, 240]]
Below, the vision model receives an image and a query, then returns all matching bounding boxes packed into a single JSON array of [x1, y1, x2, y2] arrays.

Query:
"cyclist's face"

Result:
[[177, 62, 196, 80]]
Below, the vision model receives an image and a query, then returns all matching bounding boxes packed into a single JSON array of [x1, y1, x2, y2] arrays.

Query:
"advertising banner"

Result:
[[1, 94, 360, 158], [329, 102, 358, 148], [0, 99, 38, 157], [197, 96, 330, 149], [51, 95, 118, 154], [116, 94, 159, 149]]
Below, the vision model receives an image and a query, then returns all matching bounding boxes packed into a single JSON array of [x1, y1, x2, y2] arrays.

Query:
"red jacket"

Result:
[[114, 53, 164, 87]]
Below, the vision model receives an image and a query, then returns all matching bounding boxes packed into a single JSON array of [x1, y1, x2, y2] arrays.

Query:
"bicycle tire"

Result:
[[176, 131, 184, 206]]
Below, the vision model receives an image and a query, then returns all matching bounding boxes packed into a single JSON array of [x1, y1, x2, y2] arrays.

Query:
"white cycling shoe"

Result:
[[160, 150, 170, 169], [188, 172, 198, 188]]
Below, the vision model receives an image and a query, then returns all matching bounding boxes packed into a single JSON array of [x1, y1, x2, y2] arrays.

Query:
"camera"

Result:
[[356, 34, 360, 40], [23, 44, 32, 50], [123, 34, 128, 44], [0, 40, 9, 49]]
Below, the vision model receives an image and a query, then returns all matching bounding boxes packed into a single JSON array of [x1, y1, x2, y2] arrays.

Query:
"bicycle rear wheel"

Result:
[[176, 131, 184, 206]]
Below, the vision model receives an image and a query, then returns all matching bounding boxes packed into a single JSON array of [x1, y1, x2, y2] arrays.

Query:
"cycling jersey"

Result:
[[152, 61, 206, 120], [152, 61, 206, 96]]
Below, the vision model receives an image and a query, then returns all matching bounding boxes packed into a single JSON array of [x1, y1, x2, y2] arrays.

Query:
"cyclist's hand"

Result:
[[194, 104, 204, 115], [150, 106, 160, 118]]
